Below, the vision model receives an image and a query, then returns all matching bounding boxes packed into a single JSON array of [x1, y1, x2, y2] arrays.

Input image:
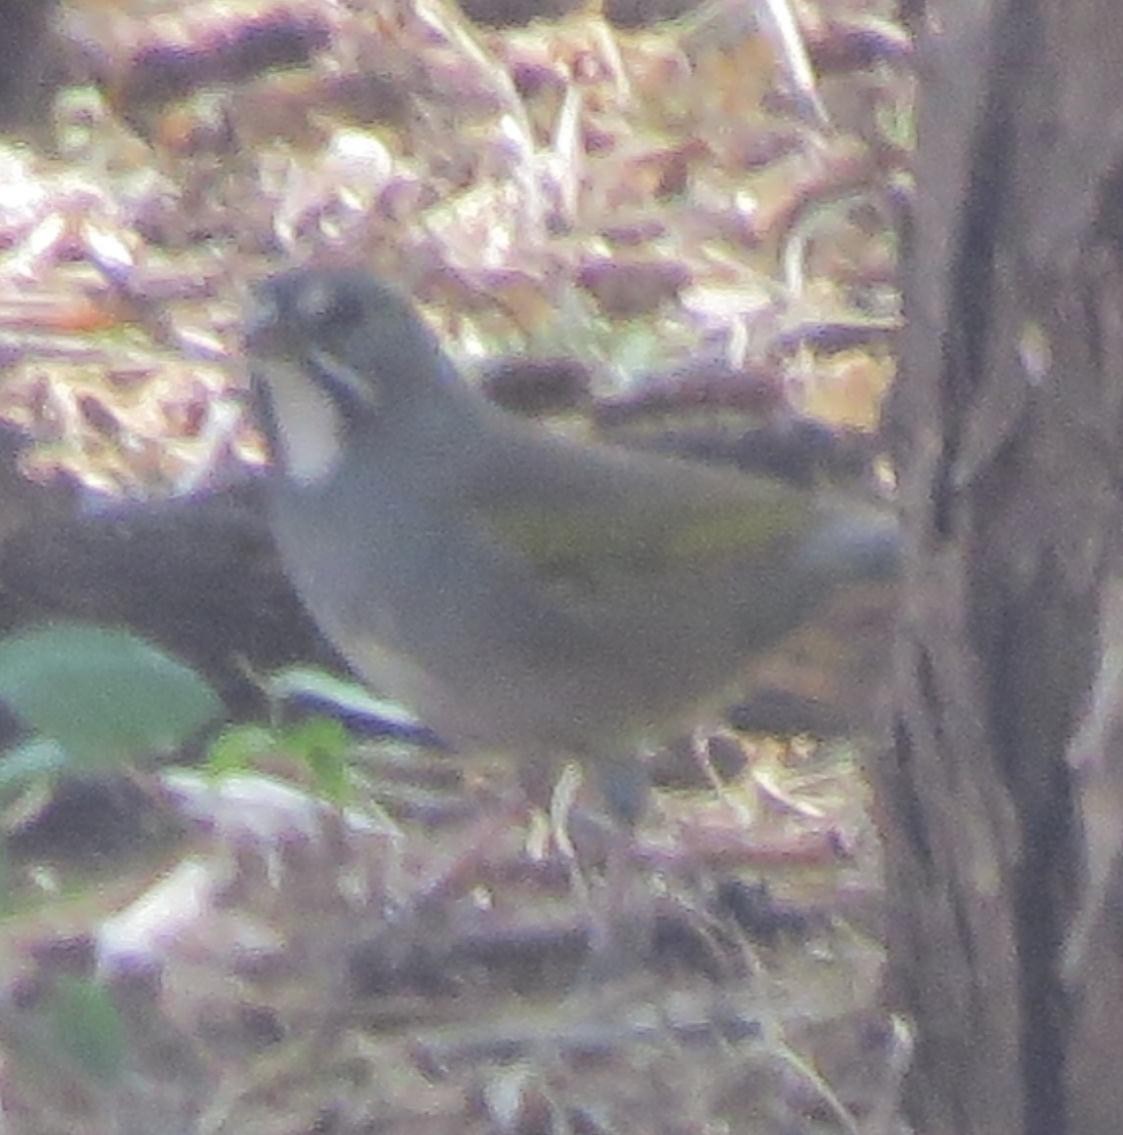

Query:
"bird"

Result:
[[243, 265, 898, 825]]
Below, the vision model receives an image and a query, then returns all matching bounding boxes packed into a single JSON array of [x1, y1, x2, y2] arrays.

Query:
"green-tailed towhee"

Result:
[[244, 266, 898, 823]]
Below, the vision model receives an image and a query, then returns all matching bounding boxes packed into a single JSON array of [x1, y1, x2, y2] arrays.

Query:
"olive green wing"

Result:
[[468, 444, 815, 588]]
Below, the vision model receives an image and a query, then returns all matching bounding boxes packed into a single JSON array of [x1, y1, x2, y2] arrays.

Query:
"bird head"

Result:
[[244, 266, 451, 485]]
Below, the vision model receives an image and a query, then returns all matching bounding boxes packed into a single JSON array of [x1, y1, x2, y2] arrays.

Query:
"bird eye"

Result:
[[295, 279, 343, 327], [292, 276, 363, 333]]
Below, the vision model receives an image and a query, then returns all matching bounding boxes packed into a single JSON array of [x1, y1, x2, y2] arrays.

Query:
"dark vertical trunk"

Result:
[[877, 1, 1123, 1131]]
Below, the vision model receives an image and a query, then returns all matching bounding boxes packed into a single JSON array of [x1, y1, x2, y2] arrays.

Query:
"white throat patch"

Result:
[[263, 359, 345, 485]]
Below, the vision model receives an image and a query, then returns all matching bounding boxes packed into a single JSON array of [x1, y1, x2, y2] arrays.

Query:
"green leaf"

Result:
[[286, 716, 350, 803], [206, 718, 351, 803], [206, 724, 277, 777], [0, 624, 222, 768], [0, 737, 70, 793]]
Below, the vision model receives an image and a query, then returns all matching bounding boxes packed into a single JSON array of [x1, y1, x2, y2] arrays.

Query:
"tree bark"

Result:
[[878, 1, 1123, 1132]]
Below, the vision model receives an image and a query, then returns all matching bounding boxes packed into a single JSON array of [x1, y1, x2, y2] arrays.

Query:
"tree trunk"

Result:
[[877, 1, 1123, 1132]]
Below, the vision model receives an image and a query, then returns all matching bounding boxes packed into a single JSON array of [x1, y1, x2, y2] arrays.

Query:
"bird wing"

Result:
[[465, 431, 814, 591]]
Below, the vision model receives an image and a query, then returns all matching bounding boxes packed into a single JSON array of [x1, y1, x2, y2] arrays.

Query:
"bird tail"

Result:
[[798, 500, 900, 586]]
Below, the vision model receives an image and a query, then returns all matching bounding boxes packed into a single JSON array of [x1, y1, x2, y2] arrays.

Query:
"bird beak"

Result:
[[243, 291, 285, 356]]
